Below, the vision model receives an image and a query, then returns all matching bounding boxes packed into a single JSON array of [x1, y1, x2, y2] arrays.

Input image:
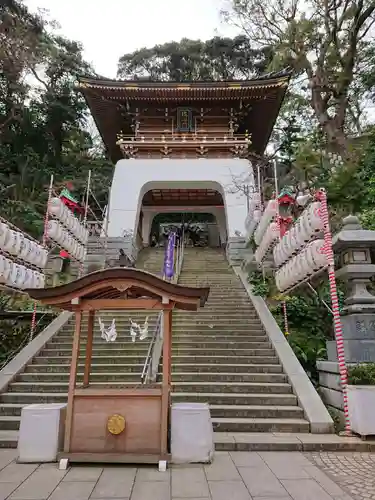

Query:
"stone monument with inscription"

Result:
[[317, 215, 375, 422]]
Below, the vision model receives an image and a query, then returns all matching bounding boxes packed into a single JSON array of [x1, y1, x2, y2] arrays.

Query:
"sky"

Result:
[[25, 0, 236, 78]]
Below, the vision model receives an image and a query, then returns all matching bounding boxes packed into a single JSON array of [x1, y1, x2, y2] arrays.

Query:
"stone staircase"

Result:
[[173, 247, 309, 435], [0, 245, 311, 450]]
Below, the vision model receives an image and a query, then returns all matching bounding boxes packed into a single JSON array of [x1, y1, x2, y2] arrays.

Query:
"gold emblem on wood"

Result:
[[107, 414, 126, 435]]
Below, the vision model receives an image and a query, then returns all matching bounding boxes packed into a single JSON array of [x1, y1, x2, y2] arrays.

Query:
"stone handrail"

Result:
[[0, 311, 73, 393]]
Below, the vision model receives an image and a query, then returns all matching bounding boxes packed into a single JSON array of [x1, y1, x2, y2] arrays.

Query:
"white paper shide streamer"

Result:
[[98, 318, 117, 342], [129, 317, 149, 342]]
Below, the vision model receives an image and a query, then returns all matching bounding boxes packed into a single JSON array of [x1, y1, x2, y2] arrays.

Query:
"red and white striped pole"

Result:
[[316, 188, 350, 434]]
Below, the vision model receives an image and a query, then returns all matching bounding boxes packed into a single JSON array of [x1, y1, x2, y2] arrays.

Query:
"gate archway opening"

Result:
[[137, 186, 227, 248]]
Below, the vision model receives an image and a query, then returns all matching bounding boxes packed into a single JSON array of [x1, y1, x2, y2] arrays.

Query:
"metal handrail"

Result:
[[141, 311, 162, 384], [142, 233, 185, 383]]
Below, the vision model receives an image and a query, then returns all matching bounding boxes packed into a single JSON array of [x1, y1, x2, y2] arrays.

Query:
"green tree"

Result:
[[222, 0, 375, 157], [118, 36, 274, 80], [0, 0, 112, 237]]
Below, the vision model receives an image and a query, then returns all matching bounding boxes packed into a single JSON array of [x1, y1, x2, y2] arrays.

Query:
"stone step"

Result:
[[213, 432, 375, 452], [0, 404, 24, 416], [7, 382, 144, 393], [77, 310, 258, 317], [0, 404, 303, 420], [171, 373, 287, 383], [16, 372, 143, 383], [61, 319, 264, 337], [63, 323, 263, 330], [211, 417, 310, 433], [40, 347, 275, 356], [40, 348, 149, 356], [33, 355, 152, 364], [52, 334, 268, 343], [209, 405, 304, 419], [171, 392, 298, 406], [2, 428, 375, 451], [0, 416, 19, 431], [172, 382, 292, 394], [0, 391, 298, 407], [32, 355, 280, 365], [48, 340, 271, 350], [0, 393, 68, 404], [16, 372, 287, 384], [26, 363, 283, 374], [7, 381, 292, 394], [0, 430, 18, 449]]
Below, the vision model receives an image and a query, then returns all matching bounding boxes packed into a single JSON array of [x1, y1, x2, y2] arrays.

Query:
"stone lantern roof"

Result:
[[332, 215, 375, 250]]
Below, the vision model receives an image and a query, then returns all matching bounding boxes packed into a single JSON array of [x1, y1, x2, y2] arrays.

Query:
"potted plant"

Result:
[[347, 363, 375, 436]]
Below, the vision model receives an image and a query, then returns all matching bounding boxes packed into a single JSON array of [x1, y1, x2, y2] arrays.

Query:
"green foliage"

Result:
[[248, 271, 271, 298], [347, 363, 375, 386], [118, 36, 273, 81], [270, 284, 345, 383]]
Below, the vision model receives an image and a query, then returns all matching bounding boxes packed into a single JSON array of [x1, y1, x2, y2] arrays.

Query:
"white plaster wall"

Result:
[[107, 158, 253, 240]]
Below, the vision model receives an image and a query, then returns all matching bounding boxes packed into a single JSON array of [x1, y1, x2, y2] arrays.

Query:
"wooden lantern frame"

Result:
[[27, 268, 209, 466]]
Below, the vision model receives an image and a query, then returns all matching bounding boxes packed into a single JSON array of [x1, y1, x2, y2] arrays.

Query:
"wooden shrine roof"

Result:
[[26, 268, 210, 311], [77, 70, 292, 162]]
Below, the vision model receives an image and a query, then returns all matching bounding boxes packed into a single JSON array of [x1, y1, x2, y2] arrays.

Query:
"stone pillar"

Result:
[[317, 215, 375, 423]]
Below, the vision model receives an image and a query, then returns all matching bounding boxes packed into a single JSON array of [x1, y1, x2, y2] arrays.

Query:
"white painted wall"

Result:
[[106, 158, 253, 240]]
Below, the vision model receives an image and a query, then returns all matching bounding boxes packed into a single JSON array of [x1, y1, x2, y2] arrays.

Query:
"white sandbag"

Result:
[[171, 402, 214, 464]]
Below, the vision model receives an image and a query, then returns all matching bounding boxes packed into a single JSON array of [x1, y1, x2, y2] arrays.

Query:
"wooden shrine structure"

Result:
[[27, 268, 209, 465], [77, 69, 292, 162]]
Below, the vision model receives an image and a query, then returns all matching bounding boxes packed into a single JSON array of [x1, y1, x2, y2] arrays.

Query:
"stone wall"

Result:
[[84, 235, 137, 274]]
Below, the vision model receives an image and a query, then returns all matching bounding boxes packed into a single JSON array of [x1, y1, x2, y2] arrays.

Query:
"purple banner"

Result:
[[163, 232, 176, 278]]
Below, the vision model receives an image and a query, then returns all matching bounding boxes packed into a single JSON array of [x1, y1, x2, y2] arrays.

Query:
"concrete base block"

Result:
[[319, 387, 344, 410], [326, 339, 375, 362], [341, 313, 375, 340], [226, 238, 248, 266]]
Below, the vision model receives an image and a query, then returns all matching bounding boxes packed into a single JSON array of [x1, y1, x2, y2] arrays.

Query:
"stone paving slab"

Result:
[[1, 449, 373, 499]]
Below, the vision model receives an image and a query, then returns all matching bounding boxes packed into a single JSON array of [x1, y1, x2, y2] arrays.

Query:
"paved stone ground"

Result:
[[306, 452, 375, 500], [1, 448, 373, 499]]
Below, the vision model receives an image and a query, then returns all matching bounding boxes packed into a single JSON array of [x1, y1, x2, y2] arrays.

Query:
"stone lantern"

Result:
[[328, 215, 375, 362], [317, 215, 375, 422]]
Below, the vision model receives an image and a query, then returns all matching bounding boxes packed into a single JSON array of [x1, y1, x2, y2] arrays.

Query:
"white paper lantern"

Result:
[[40, 274, 45, 288], [306, 239, 327, 271], [2, 258, 12, 284], [47, 220, 61, 242], [32, 271, 40, 288], [48, 197, 64, 218], [0, 222, 9, 249], [24, 268, 34, 288], [305, 202, 323, 237], [39, 248, 48, 269], [17, 265, 27, 289], [3, 230, 17, 255], [65, 211, 74, 232], [8, 262, 18, 287], [20, 238, 31, 263], [59, 205, 69, 226], [254, 200, 277, 245]]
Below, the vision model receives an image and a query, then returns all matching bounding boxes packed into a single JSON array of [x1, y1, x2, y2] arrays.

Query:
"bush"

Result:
[[248, 271, 272, 298], [347, 363, 375, 385]]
